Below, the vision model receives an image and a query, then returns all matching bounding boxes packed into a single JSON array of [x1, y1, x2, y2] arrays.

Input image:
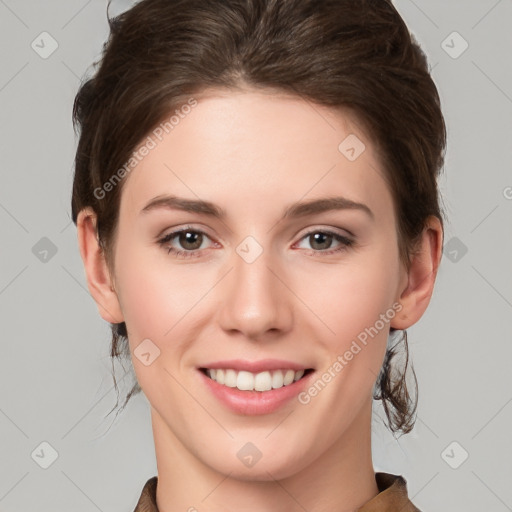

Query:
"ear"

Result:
[[76, 207, 124, 324], [391, 215, 443, 330]]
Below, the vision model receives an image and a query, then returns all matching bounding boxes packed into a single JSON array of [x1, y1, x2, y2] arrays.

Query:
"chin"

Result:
[[207, 451, 308, 482]]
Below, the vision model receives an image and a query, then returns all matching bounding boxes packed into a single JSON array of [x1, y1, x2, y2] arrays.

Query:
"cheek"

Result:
[[301, 253, 400, 347], [113, 245, 213, 394], [113, 240, 205, 347]]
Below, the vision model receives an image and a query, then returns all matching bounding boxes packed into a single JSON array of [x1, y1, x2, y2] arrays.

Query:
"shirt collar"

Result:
[[133, 472, 420, 512], [358, 472, 421, 511]]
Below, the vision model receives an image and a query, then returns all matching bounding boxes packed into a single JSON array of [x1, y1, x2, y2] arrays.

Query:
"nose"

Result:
[[216, 244, 293, 340]]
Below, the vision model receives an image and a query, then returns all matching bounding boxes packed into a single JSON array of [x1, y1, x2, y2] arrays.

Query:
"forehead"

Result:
[[119, 88, 392, 221], [158, 88, 371, 162]]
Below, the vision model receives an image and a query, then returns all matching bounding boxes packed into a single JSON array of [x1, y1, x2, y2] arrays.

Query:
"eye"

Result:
[[294, 229, 354, 256], [157, 226, 215, 259], [157, 226, 354, 259]]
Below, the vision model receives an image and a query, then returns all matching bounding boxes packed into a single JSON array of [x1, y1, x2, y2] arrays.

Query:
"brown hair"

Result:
[[71, 0, 446, 435]]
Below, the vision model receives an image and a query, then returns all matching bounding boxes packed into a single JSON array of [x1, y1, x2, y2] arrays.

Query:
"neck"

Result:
[[151, 402, 379, 512]]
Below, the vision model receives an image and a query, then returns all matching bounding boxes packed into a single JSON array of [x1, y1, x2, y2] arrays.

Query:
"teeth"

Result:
[[205, 368, 306, 392]]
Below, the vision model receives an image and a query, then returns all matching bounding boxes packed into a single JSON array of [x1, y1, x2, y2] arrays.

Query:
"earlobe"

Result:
[[391, 216, 443, 330], [76, 207, 124, 324]]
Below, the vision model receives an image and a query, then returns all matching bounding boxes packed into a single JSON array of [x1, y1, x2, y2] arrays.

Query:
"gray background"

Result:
[[1, 0, 511, 510]]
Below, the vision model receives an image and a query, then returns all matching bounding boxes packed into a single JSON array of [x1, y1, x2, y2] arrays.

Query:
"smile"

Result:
[[201, 368, 313, 392]]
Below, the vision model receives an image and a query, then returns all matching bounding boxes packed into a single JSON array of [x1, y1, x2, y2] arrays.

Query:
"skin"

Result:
[[77, 87, 442, 512]]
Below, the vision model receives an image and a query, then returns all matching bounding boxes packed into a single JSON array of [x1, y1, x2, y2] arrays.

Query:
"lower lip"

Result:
[[197, 369, 314, 415]]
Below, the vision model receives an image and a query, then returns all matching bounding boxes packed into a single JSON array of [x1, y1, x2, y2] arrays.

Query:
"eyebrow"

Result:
[[140, 194, 374, 220]]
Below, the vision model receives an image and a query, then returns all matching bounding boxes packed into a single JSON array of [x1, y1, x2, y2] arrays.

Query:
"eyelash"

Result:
[[157, 226, 354, 259]]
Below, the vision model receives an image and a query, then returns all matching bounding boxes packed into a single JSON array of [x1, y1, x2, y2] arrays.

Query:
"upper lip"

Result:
[[199, 359, 313, 373]]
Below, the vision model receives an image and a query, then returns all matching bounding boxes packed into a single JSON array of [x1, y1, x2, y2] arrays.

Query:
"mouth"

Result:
[[199, 367, 315, 393]]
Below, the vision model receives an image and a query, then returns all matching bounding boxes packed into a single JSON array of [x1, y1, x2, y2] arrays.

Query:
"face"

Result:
[[106, 89, 409, 479]]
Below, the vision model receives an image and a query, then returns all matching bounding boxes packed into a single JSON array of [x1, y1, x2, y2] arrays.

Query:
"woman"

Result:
[[71, 0, 446, 510]]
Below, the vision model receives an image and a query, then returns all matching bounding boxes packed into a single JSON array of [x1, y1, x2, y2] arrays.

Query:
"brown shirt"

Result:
[[132, 472, 421, 511]]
